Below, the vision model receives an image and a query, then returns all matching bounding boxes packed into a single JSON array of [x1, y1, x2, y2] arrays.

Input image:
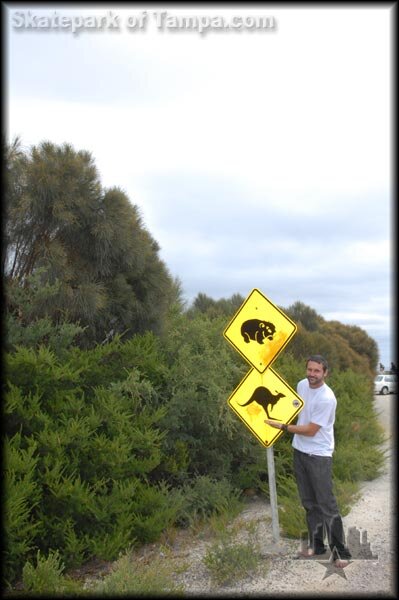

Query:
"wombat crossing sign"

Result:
[[223, 288, 297, 373], [223, 288, 304, 447]]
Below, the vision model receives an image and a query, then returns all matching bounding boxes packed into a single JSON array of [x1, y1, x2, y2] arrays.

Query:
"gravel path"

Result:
[[169, 394, 396, 597]]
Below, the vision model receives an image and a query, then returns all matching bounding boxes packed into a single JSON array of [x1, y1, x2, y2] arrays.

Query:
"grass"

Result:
[[202, 519, 265, 586], [91, 551, 184, 596], [21, 549, 82, 596]]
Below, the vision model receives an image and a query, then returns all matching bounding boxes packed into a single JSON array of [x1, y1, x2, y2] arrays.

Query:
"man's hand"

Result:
[[264, 419, 283, 430]]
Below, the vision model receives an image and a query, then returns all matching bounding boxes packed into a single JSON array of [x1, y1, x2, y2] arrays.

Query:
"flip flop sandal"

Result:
[[294, 548, 316, 559]]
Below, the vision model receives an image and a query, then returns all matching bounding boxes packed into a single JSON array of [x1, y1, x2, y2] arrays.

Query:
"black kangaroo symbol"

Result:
[[239, 386, 285, 420]]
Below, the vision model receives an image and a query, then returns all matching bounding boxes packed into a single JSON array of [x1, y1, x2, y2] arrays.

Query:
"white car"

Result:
[[374, 374, 397, 395]]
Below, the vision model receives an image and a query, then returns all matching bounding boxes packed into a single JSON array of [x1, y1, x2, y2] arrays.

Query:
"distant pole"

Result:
[[266, 445, 280, 543]]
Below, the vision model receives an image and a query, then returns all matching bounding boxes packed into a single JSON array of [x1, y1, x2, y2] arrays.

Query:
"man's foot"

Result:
[[296, 547, 315, 558], [334, 558, 349, 568]]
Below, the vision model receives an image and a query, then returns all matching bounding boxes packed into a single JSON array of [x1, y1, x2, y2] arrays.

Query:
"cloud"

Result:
[[5, 4, 393, 364]]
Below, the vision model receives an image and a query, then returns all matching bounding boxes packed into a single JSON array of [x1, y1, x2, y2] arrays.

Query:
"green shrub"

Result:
[[232, 457, 269, 492], [129, 480, 182, 545], [4, 348, 177, 584], [22, 549, 64, 594], [22, 549, 81, 595], [5, 269, 85, 358], [274, 477, 306, 538], [273, 351, 305, 390], [333, 480, 361, 516], [203, 527, 262, 586], [331, 369, 385, 482], [176, 475, 242, 527], [333, 441, 386, 483], [158, 312, 260, 484], [65, 332, 170, 397], [3, 432, 42, 586], [3, 301, 387, 589], [93, 550, 183, 596]]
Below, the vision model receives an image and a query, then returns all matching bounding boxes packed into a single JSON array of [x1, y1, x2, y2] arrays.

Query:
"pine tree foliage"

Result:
[[285, 301, 323, 331], [283, 302, 379, 376], [188, 292, 245, 318], [188, 295, 378, 376], [4, 139, 177, 344]]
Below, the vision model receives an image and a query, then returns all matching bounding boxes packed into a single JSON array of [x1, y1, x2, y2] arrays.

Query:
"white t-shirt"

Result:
[[292, 378, 337, 456]]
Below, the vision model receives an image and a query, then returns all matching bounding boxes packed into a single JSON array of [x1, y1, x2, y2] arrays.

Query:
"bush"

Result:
[[274, 477, 306, 538], [176, 475, 242, 527], [331, 369, 385, 482], [5, 270, 85, 357], [92, 550, 183, 596], [203, 526, 262, 586], [22, 549, 81, 595], [158, 312, 260, 484], [333, 480, 361, 517], [3, 432, 42, 586], [3, 347, 177, 585], [65, 332, 170, 396], [3, 300, 386, 589]]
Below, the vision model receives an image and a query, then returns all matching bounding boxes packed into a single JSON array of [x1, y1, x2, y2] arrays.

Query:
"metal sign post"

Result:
[[223, 288, 303, 550], [266, 445, 280, 543]]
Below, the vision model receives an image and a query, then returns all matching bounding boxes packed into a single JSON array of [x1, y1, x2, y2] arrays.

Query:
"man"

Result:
[[265, 354, 351, 568]]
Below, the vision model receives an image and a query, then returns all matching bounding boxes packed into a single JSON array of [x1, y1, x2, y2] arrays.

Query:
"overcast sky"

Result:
[[4, 3, 395, 367]]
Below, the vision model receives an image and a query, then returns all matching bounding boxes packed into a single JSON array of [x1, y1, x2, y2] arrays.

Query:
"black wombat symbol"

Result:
[[239, 386, 284, 420], [241, 319, 276, 344]]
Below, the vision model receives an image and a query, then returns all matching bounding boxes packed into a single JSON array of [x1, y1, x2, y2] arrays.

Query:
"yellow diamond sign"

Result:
[[223, 288, 297, 373], [227, 367, 304, 447]]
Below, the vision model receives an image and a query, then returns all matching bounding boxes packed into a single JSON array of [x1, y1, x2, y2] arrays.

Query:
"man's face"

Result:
[[306, 360, 326, 388]]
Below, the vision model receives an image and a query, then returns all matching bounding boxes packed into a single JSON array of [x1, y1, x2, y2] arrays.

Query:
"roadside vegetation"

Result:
[[3, 139, 384, 595]]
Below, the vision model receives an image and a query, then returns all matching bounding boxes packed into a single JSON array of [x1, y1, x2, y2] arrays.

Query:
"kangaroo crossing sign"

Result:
[[224, 288, 304, 447], [227, 367, 304, 447]]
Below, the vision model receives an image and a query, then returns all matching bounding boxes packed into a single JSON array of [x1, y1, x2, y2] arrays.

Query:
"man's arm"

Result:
[[264, 419, 321, 437]]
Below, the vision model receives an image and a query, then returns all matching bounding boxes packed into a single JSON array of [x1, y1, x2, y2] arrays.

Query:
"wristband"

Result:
[[281, 423, 288, 431]]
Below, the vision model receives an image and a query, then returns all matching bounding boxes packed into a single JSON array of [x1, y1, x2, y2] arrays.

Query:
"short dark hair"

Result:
[[306, 355, 329, 372]]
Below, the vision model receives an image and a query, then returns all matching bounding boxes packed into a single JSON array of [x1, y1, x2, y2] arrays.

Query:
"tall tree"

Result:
[[4, 139, 179, 345], [286, 301, 324, 331], [188, 292, 245, 319]]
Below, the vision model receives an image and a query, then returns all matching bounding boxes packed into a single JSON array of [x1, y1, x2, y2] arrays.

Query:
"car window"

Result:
[[375, 376, 383, 382]]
